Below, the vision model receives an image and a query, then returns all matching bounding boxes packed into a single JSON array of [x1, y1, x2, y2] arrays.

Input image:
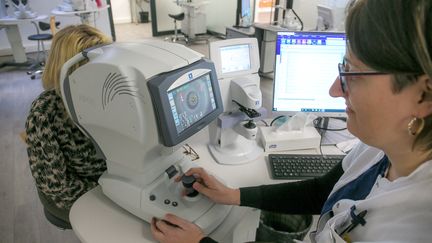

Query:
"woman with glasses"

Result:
[[150, 1, 432, 242]]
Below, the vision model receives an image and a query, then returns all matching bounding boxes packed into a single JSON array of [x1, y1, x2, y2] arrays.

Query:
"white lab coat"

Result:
[[311, 142, 432, 242]]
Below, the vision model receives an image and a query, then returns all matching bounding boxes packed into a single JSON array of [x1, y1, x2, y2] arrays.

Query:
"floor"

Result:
[[0, 22, 212, 243]]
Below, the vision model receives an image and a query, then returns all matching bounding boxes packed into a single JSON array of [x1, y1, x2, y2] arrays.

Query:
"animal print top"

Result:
[[25, 90, 107, 210]]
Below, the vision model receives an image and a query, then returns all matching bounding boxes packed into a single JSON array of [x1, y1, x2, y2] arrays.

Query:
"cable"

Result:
[[318, 128, 325, 159], [288, 8, 304, 31], [260, 119, 269, 127], [313, 117, 347, 131], [270, 115, 287, 126], [313, 116, 347, 160]]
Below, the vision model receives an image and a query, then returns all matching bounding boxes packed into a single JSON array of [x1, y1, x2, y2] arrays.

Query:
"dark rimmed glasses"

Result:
[[338, 62, 388, 94]]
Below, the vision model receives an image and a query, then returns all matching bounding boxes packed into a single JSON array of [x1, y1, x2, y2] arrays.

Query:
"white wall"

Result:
[[152, 0, 181, 33], [0, 0, 112, 56], [111, 0, 131, 24], [206, 0, 236, 34]]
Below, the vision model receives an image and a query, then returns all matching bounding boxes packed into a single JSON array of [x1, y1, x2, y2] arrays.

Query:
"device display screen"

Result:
[[220, 44, 251, 74], [168, 73, 217, 134]]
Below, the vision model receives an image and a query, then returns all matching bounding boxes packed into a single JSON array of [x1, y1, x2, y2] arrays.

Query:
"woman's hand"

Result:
[[150, 214, 204, 243], [184, 167, 240, 205]]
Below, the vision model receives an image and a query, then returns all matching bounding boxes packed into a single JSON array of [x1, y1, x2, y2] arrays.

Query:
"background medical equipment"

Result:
[[272, 0, 318, 30], [59, 41, 259, 240], [57, 0, 95, 11], [207, 38, 265, 165], [178, 0, 208, 39], [10, 0, 36, 19]]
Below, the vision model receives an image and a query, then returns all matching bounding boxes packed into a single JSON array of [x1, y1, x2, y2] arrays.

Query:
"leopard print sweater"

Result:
[[25, 90, 107, 210]]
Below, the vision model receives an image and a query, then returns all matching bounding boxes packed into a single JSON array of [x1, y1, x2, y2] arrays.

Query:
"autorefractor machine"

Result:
[[207, 38, 265, 165], [59, 41, 259, 241]]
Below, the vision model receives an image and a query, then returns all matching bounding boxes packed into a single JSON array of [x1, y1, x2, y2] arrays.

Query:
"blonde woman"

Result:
[[25, 25, 111, 223]]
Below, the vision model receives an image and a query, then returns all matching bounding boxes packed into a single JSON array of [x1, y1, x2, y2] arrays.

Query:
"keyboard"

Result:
[[268, 154, 345, 179]]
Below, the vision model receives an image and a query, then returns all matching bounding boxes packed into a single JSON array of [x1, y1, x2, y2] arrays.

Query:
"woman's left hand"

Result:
[[150, 213, 205, 243]]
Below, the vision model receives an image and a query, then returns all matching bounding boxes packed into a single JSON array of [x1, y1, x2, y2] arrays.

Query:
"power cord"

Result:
[[270, 115, 287, 126], [286, 8, 304, 30], [313, 117, 347, 131], [259, 119, 269, 127], [313, 116, 347, 159]]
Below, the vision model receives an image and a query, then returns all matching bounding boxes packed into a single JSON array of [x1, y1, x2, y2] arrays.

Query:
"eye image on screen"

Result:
[[168, 74, 217, 134]]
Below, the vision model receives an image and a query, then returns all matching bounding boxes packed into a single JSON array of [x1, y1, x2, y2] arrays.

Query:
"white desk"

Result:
[[70, 127, 344, 243], [0, 14, 48, 66], [51, 5, 109, 26]]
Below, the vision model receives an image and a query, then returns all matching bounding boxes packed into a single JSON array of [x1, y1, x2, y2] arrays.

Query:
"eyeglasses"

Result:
[[338, 62, 388, 94], [182, 144, 200, 161]]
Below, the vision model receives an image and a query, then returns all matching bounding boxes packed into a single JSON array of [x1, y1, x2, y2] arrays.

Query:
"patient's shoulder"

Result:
[[29, 90, 64, 119], [31, 89, 61, 110], [26, 89, 67, 133]]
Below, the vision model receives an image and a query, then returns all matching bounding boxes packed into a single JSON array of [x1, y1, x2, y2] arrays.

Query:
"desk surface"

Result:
[[0, 14, 49, 64], [51, 6, 110, 16], [0, 14, 48, 25], [254, 23, 291, 32], [70, 126, 344, 243], [177, 1, 209, 7]]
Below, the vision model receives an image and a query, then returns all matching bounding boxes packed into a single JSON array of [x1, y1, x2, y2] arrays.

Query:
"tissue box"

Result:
[[259, 126, 321, 152]]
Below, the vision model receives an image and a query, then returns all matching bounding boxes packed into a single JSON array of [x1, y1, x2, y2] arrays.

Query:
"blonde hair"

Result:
[[42, 24, 112, 93]]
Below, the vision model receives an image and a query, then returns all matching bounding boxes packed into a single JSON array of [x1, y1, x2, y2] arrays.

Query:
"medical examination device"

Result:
[[207, 38, 265, 165], [59, 41, 258, 240]]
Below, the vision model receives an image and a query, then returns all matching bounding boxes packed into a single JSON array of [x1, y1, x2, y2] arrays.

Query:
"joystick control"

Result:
[[182, 175, 199, 197]]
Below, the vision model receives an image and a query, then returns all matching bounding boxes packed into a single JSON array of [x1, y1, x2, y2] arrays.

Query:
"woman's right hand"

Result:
[[184, 167, 240, 206]]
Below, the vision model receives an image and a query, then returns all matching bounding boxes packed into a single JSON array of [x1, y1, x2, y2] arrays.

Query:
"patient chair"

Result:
[[19, 131, 72, 229], [166, 12, 189, 44], [26, 16, 60, 80], [37, 190, 72, 229]]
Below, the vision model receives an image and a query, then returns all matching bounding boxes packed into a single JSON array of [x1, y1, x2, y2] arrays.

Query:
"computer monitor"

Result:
[[209, 38, 260, 111], [236, 0, 252, 27], [148, 61, 224, 147], [209, 37, 259, 79], [0, 0, 7, 18], [272, 31, 347, 118]]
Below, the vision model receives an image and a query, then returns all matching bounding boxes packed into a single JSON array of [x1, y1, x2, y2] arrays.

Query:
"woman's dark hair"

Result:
[[346, 0, 432, 151]]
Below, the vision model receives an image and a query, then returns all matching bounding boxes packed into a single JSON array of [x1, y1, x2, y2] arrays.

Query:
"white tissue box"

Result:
[[259, 126, 321, 152]]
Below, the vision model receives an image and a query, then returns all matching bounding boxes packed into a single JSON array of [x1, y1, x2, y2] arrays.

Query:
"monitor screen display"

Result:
[[272, 31, 347, 117], [220, 44, 251, 74], [168, 73, 217, 134], [241, 0, 251, 17]]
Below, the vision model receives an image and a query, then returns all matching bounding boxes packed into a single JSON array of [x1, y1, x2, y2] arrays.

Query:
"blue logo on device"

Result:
[[188, 73, 193, 80]]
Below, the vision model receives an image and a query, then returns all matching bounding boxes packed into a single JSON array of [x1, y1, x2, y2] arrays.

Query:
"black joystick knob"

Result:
[[182, 175, 199, 197]]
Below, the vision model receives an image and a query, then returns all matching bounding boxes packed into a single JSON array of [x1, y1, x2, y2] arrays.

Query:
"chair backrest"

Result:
[[19, 131, 27, 143], [33, 16, 60, 35], [49, 16, 58, 35]]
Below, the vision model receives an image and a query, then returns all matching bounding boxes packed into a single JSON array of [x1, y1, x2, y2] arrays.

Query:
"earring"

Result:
[[408, 117, 425, 136]]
